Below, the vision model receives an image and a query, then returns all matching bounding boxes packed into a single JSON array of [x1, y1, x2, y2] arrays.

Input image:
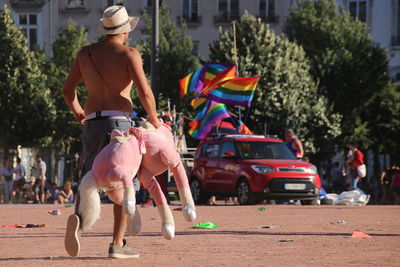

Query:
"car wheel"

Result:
[[237, 179, 256, 205], [300, 199, 318, 205], [190, 178, 207, 204]]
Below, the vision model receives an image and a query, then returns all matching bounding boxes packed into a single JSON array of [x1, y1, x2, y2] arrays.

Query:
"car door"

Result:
[[200, 142, 221, 191], [211, 142, 240, 192]]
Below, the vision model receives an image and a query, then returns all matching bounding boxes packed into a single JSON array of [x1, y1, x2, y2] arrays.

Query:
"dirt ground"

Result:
[[0, 203, 399, 267]]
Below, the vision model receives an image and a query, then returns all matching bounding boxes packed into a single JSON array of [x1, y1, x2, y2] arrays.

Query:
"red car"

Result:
[[189, 134, 322, 205]]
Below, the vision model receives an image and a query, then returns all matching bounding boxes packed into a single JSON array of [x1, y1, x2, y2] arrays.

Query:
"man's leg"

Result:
[[40, 179, 46, 203], [108, 203, 139, 258], [112, 203, 128, 247]]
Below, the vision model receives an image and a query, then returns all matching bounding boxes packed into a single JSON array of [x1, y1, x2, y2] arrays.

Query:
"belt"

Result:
[[85, 110, 130, 120]]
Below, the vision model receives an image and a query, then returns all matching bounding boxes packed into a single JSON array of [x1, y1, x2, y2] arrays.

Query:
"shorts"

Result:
[[81, 117, 135, 177]]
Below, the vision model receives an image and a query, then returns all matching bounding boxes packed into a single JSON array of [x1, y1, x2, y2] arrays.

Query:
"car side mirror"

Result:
[[223, 151, 235, 158]]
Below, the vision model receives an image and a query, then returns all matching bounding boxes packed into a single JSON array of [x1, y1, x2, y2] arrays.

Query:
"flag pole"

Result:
[[232, 21, 242, 125]]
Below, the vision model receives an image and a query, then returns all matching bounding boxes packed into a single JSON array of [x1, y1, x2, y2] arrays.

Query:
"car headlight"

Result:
[[251, 164, 274, 174], [306, 165, 318, 174]]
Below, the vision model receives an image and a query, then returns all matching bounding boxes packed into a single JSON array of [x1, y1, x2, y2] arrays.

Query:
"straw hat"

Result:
[[29, 176, 36, 183], [97, 5, 139, 34]]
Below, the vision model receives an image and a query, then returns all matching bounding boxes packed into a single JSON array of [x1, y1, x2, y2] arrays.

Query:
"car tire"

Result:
[[190, 178, 207, 204], [300, 199, 318, 205], [237, 179, 256, 205]]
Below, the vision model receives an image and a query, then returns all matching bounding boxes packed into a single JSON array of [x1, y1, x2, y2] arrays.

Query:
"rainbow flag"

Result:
[[188, 100, 231, 139], [179, 63, 233, 98], [204, 77, 259, 107]]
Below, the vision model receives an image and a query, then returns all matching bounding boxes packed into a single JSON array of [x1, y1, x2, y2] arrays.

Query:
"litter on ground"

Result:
[[351, 230, 372, 239], [192, 222, 218, 229]]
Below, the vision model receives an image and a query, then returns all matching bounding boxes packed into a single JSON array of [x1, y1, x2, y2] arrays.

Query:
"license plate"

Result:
[[284, 183, 306, 190]]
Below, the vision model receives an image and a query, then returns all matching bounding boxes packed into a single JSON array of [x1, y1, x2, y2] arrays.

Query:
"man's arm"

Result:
[[127, 48, 161, 128], [63, 53, 85, 125]]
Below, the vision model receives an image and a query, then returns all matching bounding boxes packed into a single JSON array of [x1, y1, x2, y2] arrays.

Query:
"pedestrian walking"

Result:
[[62, 5, 160, 258], [347, 142, 366, 190]]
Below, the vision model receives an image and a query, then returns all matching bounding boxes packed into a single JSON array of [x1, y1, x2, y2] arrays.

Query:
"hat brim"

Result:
[[97, 16, 139, 35]]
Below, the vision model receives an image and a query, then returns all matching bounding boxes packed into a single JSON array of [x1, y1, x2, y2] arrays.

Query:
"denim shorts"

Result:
[[81, 117, 135, 177]]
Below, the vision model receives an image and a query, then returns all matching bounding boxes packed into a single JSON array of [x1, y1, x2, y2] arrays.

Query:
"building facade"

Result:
[[0, 0, 399, 80]]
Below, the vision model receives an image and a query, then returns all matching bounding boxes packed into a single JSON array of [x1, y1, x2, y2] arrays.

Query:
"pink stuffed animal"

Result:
[[78, 128, 145, 231], [137, 122, 196, 239], [78, 123, 196, 240]]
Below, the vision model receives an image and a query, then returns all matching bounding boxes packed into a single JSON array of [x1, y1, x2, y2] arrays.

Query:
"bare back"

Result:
[[78, 42, 134, 115]]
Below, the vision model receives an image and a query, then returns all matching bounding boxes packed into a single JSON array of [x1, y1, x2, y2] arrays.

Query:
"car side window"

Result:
[[219, 142, 238, 157], [202, 143, 220, 158]]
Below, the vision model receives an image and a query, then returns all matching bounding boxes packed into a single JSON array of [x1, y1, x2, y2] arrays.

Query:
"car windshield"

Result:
[[236, 141, 296, 160]]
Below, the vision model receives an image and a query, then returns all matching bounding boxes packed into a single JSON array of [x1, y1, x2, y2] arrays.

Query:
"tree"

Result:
[[137, 4, 201, 110], [210, 12, 341, 156], [284, 0, 394, 151], [0, 6, 55, 150], [46, 19, 87, 154]]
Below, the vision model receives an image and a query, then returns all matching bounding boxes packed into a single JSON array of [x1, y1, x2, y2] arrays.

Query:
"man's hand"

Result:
[[148, 117, 161, 129], [75, 112, 86, 126]]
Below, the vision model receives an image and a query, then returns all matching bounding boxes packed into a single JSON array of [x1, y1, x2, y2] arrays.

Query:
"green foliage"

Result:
[[137, 4, 201, 111], [210, 12, 341, 155], [284, 0, 395, 151], [0, 6, 55, 149], [46, 19, 87, 154]]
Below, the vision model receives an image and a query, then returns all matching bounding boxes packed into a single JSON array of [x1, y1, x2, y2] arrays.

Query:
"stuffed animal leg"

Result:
[[157, 126, 196, 222], [140, 166, 175, 240], [127, 207, 141, 236], [168, 161, 196, 222]]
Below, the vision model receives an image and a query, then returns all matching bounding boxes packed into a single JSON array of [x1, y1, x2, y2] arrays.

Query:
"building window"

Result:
[[259, 0, 276, 22], [217, 0, 239, 21], [145, 0, 163, 8], [349, 0, 367, 23], [392, 0, 400, 45], [106, 0, 124, 7], [182, 0, 199, 22], [192, 41, 199, 56], [17, 13, 40, 51], [66, 0, 85, 9]]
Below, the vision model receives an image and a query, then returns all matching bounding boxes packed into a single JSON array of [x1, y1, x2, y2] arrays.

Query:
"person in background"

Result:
[[11, 157, 26, 203], [25, 176, 37, 204], [35, 155, 47, 204], [46, 182, 60, 204], [330, 162, 345, 193], [347, 143, 366, 190], [390, 166, 400, 205], [284, 129, 304, 159], [57, 180, 74, 204], [380, 164, 398, 204], [1, 160, 14, 203]]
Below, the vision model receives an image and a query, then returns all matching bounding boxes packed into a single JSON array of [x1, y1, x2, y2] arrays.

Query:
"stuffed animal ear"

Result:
[[128, 128, 146, 154], [110, 129, 124, 140]]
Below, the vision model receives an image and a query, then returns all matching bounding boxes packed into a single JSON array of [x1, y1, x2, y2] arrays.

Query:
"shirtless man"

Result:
[[63, 6, 160, 258]]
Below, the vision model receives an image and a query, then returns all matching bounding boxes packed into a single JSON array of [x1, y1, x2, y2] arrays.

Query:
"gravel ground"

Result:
[[0, 203, 399, 266]]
